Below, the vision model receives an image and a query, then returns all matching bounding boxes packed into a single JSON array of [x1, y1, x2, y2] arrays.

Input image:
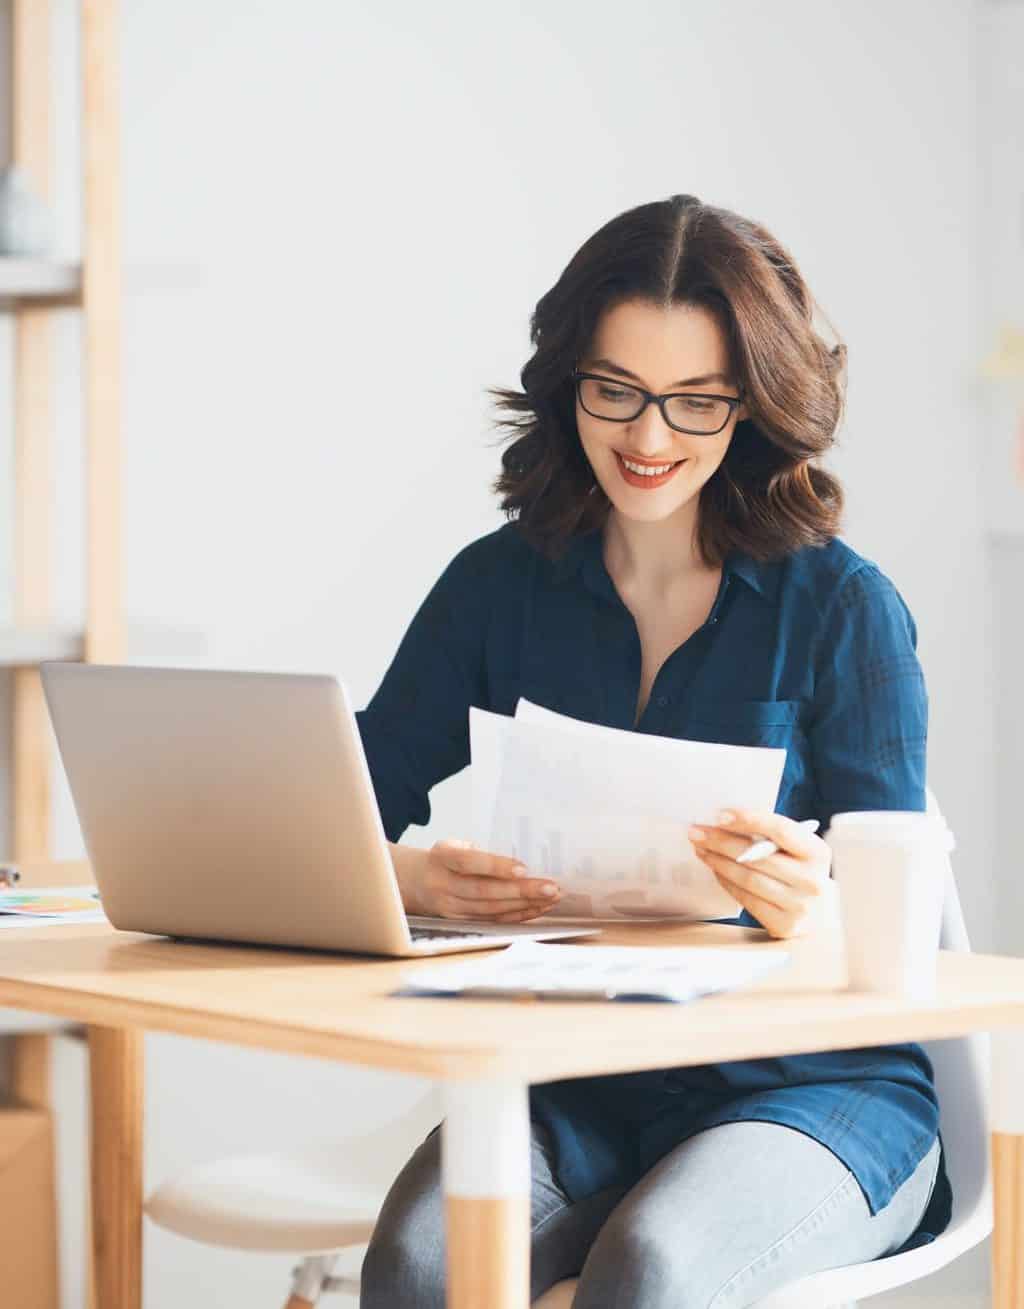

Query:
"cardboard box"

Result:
[[0, 1107, 58, 1309]]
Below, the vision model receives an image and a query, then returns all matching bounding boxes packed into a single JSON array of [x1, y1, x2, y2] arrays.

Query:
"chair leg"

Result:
[[284, 1254, 339, 1308]]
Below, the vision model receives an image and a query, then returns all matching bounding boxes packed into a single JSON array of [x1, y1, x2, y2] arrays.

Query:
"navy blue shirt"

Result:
[[355, 519, 952, 1251]]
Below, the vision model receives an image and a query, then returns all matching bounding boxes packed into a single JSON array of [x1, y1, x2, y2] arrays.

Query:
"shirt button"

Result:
[[657, 694, 670, 708]]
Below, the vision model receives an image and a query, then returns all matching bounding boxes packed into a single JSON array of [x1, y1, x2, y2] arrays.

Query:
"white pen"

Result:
[[734, 818, 821, 865]]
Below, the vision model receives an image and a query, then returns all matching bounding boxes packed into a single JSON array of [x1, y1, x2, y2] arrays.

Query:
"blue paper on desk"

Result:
[[396, 940, 790, 1003]]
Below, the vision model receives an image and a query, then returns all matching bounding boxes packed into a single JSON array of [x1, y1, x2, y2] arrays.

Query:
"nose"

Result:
[[626, 400, 680, 457]]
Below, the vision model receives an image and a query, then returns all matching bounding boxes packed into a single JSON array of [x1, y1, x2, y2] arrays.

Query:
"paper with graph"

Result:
[[470, 699, 787, 921]]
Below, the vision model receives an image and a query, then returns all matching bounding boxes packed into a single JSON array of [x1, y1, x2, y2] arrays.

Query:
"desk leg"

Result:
[[10, 1033, 59, 1309], [87, 1027, 143, 1309], [442, 1079, 530, 1309], [992, 1028, 1024, 1309]]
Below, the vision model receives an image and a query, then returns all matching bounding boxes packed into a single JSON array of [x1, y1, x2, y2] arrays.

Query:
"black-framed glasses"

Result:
[[572, 370, 744, 436]]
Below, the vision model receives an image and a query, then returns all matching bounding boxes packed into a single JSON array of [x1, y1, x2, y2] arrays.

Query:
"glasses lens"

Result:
[[578, 376, 643, 420], [664, 394, 732, 434]]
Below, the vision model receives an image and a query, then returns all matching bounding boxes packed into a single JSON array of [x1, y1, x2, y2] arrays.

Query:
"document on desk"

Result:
[[0, 886, 108, 928], [400, 939, 791, 1003], [470, 700, 787, 921]]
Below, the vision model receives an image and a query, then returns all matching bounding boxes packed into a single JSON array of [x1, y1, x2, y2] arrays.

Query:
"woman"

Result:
[[356, 194, 951, 1308]]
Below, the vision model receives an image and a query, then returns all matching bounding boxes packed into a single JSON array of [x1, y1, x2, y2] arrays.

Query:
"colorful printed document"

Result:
[[0, 885, 108, 928], [470, 699, 787, 921], [401, 939, 791, 1003]]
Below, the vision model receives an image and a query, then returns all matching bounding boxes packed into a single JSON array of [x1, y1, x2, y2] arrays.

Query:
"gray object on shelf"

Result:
[[0, 165, 55, 256]]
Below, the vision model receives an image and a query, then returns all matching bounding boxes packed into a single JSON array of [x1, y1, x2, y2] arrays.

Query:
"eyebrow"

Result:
[[584, 356, 734, 390]]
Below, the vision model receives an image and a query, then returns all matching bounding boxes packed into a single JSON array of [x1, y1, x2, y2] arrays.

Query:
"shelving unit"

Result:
[[0, 256, 80, 306], [4, 1, 203, 862], [2, 7, 120, 1307], [2, 6, 198, 1307], [6, 0, 122, 863]]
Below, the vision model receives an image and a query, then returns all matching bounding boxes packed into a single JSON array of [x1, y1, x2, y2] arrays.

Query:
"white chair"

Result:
[[535, 788, 993, 1308], [146, 790, 992, 1308], [144, 1088, 444, 1307]]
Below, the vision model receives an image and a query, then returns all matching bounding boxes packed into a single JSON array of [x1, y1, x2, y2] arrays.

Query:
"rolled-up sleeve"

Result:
[[355, 542, 491, 842], [808, 563, 928, 832]]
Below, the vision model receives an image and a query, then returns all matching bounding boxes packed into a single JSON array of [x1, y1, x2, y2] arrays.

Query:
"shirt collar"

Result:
[[724, 550, 782, 601], [550, 527, 781, 602]]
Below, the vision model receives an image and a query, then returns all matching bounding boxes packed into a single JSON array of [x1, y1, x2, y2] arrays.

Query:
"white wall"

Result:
[[978, 0, 1024, 964], [0, 1, 1002, 1305]]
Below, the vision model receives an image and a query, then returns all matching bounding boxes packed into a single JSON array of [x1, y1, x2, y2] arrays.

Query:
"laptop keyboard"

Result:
[[410, 926, 499, 942]]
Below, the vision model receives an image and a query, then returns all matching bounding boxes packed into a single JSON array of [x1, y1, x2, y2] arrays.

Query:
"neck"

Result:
[[602, 500, 712, 596]]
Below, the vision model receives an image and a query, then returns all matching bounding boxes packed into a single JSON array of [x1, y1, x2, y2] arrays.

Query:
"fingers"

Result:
[[694, 847, 803, 913], [427, 840, 562, 919], [712, 869, 809, 940], [436, 896, 557, 922], [435, 839, 536, 884], [447, 869, 560, 903], [428, 882, 560, 918], [689, 826, 824, 897], [441, 888, 557, 914], [707, 810, 822, 859]]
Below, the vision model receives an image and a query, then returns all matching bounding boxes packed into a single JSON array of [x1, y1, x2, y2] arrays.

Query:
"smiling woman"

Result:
[[355, 194, 949, 1309], [487, 197, 846, 568]]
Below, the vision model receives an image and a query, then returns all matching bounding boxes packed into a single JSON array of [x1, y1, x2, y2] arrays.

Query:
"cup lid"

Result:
[[827, 810, 953, 848]]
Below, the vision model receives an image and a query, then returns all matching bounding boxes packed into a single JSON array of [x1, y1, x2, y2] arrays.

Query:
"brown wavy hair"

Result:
[[487, 194, 846, 565]]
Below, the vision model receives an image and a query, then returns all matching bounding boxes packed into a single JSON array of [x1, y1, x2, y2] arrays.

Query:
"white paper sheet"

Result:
[[402, 938, 790, 1002], [469, 700, 787, 921], [0, 885, 109, 929]]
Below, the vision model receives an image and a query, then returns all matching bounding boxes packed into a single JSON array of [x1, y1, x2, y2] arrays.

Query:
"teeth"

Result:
[[621, 456, 676, 476]]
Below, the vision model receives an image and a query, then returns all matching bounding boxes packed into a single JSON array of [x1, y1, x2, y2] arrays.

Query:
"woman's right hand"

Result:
[[391, 839, 563, 922]]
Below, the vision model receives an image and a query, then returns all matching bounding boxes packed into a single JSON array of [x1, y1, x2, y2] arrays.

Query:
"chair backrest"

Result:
[[320, 1084, 443, 1192], [920, 787, 991, 1220]]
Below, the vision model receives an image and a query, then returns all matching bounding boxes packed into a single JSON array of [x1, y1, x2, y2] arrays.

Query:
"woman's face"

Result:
[[575, 299, 748, 525]]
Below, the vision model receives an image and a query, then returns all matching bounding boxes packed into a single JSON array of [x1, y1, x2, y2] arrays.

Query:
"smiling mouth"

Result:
[[614, 450, 686, 487]]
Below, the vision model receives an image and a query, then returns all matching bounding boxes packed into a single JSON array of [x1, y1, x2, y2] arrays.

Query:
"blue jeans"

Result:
[[360, 1117, 941, 1309]]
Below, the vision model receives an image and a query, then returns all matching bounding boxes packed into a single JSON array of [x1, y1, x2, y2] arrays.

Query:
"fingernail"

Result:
[[688, 825, 706, 841], [715, 810, 736, 825], [512, 864, 528, 876], [540, 882, 558, 896]]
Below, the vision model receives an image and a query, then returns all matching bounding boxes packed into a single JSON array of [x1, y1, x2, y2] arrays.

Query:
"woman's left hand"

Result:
[[688, 808, 832, 940]]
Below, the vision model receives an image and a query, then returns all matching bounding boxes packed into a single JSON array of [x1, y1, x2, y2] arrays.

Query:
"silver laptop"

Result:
[[40, 663, 598, 956]]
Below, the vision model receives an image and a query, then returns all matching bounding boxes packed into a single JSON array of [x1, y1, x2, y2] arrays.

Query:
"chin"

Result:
[[612, 496, 694, 522], [596, 474, 697, 522]]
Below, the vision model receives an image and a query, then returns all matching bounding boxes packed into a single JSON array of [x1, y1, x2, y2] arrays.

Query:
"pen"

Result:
[[734, 819, 820, 865]]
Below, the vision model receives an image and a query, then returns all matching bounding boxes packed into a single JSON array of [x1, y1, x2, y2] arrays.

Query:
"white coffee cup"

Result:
[[826, 810, 954, 997]]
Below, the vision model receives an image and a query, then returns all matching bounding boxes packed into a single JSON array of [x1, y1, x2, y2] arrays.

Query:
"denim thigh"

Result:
[[359, 1117, 625, 1308], [359, 1116, 940, 1309], [572, 1121, 942, 1309]]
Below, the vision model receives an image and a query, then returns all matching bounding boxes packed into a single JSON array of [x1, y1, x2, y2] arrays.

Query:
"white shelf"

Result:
[[0, 257, 81, 306], [0, 619, 206, 667]]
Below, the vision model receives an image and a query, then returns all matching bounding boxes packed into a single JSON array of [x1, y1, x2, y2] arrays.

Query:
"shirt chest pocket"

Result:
[[682, 698, 804, 749]]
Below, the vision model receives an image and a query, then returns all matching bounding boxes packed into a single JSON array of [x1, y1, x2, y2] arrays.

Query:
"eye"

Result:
[[597, 383, 634, 402]]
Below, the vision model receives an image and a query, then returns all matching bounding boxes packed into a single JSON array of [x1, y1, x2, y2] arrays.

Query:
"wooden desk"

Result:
[[2, 893, 1024, 1308]]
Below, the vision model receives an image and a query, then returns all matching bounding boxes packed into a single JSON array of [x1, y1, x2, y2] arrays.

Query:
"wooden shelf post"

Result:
[[81, 0, 124, 667], [11, 0, 55, 861]]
